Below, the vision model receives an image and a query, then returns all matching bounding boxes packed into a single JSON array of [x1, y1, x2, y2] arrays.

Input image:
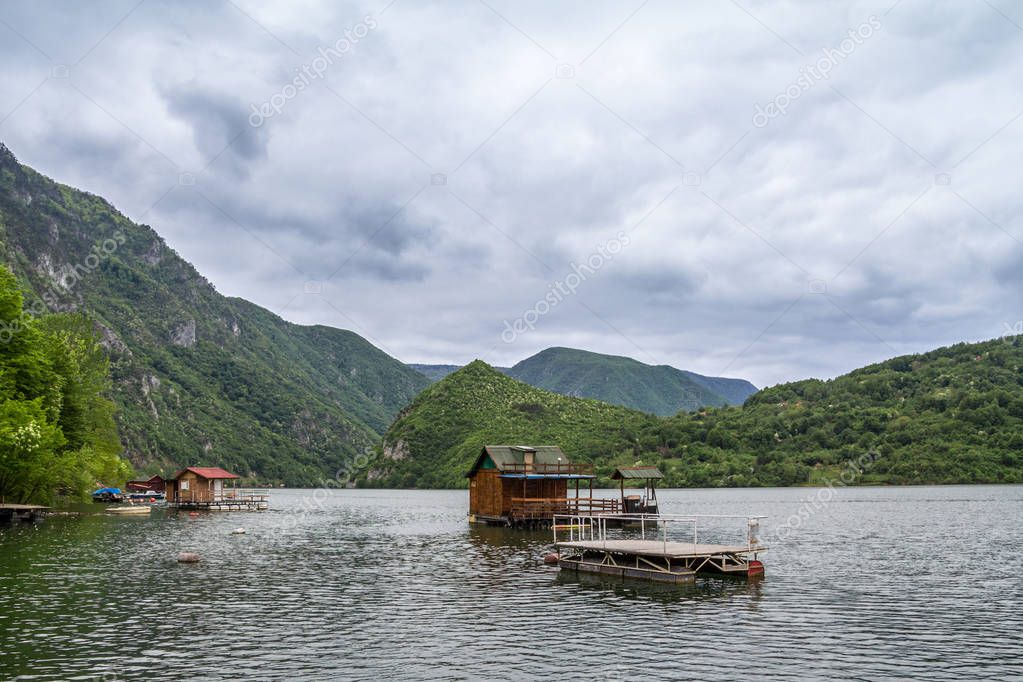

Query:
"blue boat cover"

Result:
[[92, 487, 122, 495]]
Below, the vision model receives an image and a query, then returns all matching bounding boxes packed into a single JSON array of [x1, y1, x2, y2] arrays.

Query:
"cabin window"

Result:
[[180, 480, 189, 491]]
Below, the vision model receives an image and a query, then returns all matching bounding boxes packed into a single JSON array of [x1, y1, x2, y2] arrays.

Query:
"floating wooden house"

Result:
[[165, 467, 269, 511], [466, 445, 620, 527], [611, 466, 663, 515]]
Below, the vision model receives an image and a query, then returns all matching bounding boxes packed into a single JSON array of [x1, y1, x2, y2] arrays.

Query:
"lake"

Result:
[[1, 485, 1021, 681]]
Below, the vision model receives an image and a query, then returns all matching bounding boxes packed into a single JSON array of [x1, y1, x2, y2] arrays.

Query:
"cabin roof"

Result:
[[172, 466, 240, 480], [611, 466, 664, 480], [127, 474, 164, 484], [465, 445, 570, 477]]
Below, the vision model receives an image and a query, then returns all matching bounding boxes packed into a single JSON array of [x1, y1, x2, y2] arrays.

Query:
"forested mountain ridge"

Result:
[[409, 347, 757, 416], [0, 143, 429, 485], [504, 347, 757, 415], [376, 339, 1023, 488]]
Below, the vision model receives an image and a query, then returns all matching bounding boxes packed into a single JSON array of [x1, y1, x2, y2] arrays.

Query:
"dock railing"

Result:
[[171, 488, 271, 504], [509, 496, 620, 519], [501, 462, 594, 475], [552, 513, 767, 554]]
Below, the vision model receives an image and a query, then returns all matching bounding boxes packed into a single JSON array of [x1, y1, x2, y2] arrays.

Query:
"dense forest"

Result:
[[0, 266, 130, 503], [375, 339, 1023, 488]]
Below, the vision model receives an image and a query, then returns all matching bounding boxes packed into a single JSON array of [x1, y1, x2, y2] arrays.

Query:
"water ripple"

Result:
[[1, 486, 1021, 680]]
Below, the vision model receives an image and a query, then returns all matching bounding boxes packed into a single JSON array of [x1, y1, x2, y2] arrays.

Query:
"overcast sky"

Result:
[[2, 0, 1021, 388]]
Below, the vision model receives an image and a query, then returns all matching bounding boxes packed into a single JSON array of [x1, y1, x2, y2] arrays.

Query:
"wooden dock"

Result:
[[167, 488, 270, 511], [0, 504, 50, 523], [553, 514, 766, 583]]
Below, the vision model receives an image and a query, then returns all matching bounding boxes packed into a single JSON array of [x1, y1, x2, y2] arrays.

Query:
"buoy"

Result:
[[177, 552, 201, 563], [543, 552, 560, 565], [231, 528, 246, 535]]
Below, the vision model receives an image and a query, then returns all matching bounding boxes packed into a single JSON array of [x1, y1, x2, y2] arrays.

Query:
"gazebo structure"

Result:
[[611, 466, 663, 515]]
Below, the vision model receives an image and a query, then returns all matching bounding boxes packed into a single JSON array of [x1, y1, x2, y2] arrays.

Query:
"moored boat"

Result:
[[92, 487, 124, 503], [105, 505, 153, 515]]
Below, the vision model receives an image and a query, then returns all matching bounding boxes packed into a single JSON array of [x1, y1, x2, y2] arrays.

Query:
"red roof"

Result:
[[174, 466, 240, 480]]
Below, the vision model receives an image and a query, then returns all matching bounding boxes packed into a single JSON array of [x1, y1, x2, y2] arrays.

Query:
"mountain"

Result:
[[0, 143, 430, 485], [408, 348, 758, 416], [678, 371, 759, 405], [504, 347, 757, 415], [372, 360, 661, 488], [407, 364, 462, 382], [376, 339, 1023, 488]]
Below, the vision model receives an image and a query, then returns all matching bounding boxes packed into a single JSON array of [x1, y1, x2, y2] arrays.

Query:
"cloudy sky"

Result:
[[1, 0, 1021, 388]]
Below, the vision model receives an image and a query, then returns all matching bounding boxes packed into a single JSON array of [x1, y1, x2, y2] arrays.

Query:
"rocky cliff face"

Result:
[[0, 143, 430, 484]]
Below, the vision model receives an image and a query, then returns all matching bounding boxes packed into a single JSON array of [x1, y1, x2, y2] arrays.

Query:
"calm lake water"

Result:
[[1, 485, 1021, 681]]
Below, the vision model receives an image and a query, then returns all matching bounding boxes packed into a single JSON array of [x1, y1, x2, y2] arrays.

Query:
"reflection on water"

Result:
[[1, 486, 1021, 680]]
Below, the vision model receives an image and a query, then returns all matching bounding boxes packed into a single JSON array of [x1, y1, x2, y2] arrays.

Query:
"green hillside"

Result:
[[372, 360, 661, 488], [0, 143, 430, 485], [375, 339, 1023, 488], [504, 347, 756, 415]]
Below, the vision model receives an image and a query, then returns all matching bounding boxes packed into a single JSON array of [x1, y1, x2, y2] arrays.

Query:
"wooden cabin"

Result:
[[611, 466, 663, 515], [466, 445, 618, 527], [165, 467, 269, 511]]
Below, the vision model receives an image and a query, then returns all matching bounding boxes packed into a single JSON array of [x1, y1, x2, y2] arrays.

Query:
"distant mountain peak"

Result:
[[408, 347, 757, 416]]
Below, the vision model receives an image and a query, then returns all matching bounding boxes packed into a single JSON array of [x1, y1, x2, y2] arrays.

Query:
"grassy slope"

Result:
[[0, 143, 429, 484], [504, 346, 747, 415], [378, 340, 1023, 489], [373, 360, 661, 488]]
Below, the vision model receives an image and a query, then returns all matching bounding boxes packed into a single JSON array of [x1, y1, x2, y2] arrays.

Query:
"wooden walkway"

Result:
[[557, 539, 757, 559], [553, 513, 767, 583], [0, 504, 49, 523]]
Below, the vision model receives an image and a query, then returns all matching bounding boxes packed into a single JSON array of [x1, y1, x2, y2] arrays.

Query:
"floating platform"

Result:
[[0, 504, 49, 523], [553, 514, 766, 584], [167, 488, 270, 511]]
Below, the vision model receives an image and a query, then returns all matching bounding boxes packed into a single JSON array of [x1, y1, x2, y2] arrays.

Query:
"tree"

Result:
[[0, 266, 130, 503]]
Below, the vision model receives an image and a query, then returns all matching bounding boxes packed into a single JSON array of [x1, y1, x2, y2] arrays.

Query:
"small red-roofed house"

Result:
[[165, 466, 240, 504]]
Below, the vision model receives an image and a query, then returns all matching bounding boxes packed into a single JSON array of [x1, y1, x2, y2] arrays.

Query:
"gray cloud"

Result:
[[161, 85, 268, 171], [2, 0, 1022, 388]]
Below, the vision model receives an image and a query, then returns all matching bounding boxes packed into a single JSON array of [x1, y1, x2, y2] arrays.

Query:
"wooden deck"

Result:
[[0, 504, 49, 523], [509, 496, 621, 521], [552, 513, 767, 583], [556, 539, 760, 559], [168, 488, 270, 511]]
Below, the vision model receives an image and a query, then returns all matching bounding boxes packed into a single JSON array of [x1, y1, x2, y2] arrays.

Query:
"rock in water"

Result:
[[177, 552, 201, 563], [543, 552, 560, 565]]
